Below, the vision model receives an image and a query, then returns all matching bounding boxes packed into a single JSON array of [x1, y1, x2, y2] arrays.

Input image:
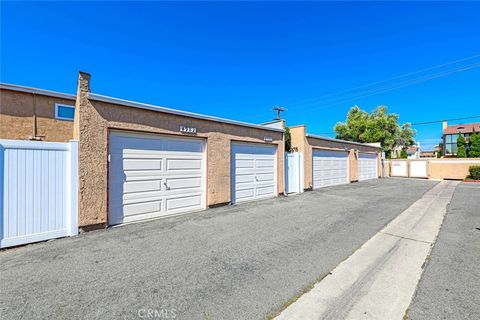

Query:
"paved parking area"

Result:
[[0, 178, 437, 320], [408, 182, 480, 320]]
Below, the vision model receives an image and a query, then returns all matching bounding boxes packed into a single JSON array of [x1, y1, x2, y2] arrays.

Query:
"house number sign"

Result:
[[180, 125, 197, 134]]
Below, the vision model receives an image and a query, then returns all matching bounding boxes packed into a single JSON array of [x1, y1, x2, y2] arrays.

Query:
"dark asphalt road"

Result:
[[0, 178, 437, 320]]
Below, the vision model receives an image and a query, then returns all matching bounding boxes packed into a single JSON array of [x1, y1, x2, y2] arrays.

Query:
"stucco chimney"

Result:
[[442, 121, 448, 132], [73, 71, 91, 140], [78, 71, 91, 93]]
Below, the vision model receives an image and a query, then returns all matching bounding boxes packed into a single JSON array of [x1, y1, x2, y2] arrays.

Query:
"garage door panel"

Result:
[[358, 153, 378, 181], [123, 191, 163, 203], [231, 143, 277, 203], [235, 188, 255, 200], [109, 132, 206, 225], [165, 139, 203, 153], [166, 195, 202, 211], [123, 200, 162, 217], [166, 158, 202, 171], [235, 159, 255, 169], [256, 159, 274, 168], [256, 185, 275, 197], [235, 174, 255, 184], [124, 158, 163, 170], [166, 177, 202, 190], [313, 150, 349, 189], [124, 180, 162, 193], [256, 172, 274, 182]]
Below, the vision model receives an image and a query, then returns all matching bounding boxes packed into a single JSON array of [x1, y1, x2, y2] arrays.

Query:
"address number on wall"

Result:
[[180, 126, 197, 134]]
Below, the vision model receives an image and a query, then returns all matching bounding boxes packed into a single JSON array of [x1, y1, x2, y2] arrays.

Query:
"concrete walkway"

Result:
[[276, 180, 459, 320], [407, 182, 480, 320]]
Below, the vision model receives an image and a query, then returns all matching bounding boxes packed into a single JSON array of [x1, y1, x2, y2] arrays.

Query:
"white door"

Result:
[[312, 149, 349, 189], [231, 143, 277, 203], [286, 152, 303, 194], [358, 152, 378, 181], [108, 131, 206, 225]]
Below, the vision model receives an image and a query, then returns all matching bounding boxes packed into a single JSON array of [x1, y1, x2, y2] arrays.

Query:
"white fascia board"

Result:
[[306, 133, 382, 149], [88, 93, 284, 133], [0, 83, 76, 100]]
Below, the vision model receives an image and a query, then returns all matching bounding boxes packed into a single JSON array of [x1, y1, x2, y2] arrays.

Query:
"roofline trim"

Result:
[[88, 93, 284, 133], [0, 82, 76, 100], [306, 133, 382, 149]]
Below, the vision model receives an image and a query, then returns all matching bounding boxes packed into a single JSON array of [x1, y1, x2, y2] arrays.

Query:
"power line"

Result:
[[285, 52, 480, 109], [289, 62, 480, 111], [287, 62, 480, 117], [240, 53, 480, 120], [411, 115, 480, 126]]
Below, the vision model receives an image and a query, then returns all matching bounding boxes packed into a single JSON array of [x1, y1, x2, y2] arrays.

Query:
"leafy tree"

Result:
[[334, 105, 415, 153], [457, 134, 467, 158], [284, 127, 291, 152], [400, 148, 408, 159], [469, 131, 480, 158]]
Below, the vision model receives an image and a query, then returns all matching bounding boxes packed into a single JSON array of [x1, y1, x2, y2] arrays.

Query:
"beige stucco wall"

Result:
[[0, 89, 75, 142], [289, 126, 381, 190], [74, 73, 284, 228], [428, 159, 480, 180]]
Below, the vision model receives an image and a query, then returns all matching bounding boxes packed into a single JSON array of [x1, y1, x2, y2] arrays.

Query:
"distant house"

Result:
[[407, 142, 420, 159], [442, 121, 480, 156], [420, 150, 436, 158], [390, 142, 420, 159]]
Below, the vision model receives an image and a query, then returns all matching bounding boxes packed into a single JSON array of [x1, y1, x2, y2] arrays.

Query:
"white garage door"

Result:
[[108, 131, 206, 225], [312, 149, 349, 188], [231, 143, 277, 203], [358, 152, 378, 181]]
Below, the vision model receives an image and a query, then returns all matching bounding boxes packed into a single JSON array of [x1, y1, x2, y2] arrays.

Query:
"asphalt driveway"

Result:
[[408, 182, 480, 320], [0, 178, 438, 320]]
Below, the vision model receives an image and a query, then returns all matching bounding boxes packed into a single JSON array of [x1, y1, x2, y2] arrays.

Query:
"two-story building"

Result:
[[442, 121, 480, 156]]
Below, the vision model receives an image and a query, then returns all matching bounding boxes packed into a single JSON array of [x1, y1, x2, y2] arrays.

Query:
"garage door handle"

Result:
[[255, 176, 258, 181], [164, 182, 170, 191]]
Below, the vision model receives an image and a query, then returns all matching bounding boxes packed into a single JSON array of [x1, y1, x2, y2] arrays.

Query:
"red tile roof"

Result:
[[444, 122, 480, 134]]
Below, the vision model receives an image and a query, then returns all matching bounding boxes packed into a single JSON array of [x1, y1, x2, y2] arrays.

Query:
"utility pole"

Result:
[[273, 106, 286, 120]]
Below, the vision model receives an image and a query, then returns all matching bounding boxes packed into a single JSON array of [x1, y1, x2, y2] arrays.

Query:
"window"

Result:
[[55, 103, 75, 121]]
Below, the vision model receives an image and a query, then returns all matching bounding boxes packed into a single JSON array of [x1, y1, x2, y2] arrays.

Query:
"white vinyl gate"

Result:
[[231, 143, 277, 203], [391, 160, 408, 177], [285, 152, 304, 194], [312, 149, 349, 189], [0, 139, 78, 248], [108, 131, 206, 225], [358, 152, 378, 181], [409, 160, 428, 178]]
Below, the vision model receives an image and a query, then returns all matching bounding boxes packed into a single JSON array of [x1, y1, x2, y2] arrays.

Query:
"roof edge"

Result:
[[306, 133, 382, 149], [88, 93, 284, 133], [0, 82, 76, 100]]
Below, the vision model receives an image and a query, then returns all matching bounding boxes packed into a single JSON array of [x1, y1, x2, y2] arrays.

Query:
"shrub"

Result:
[[284, 127, 291, 152], [457, 134, 466, 158], [436, 150, 442, 158], [469, 131, 480, 158], [467, 165, 480, 180], [400, 148, 408, 159]]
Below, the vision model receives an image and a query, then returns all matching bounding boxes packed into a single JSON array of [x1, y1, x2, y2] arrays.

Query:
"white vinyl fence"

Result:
[[285, 152, 304, 194], [0, 140, 78, 248]]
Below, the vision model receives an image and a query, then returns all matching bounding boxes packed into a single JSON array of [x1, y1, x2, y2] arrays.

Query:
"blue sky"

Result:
[[1, 1, 479, 149]]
